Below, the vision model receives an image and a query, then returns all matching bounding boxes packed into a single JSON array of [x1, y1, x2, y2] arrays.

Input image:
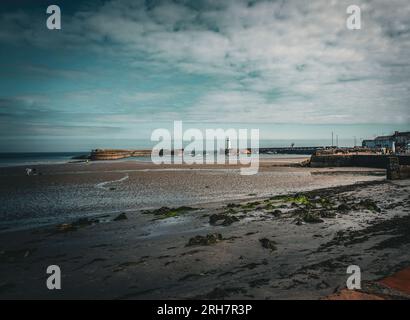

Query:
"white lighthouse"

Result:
[[225, 137, 231, 155]]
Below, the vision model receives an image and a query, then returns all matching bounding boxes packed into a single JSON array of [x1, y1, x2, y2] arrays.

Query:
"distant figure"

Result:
[[25, 168, 32, 176]]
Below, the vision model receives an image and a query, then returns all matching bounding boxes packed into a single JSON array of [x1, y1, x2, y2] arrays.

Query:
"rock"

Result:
[[302, 212, 324, 223], [222, 215, 239, 226], [142, 207, 171, 215], [320, 210, 336, 218], [294, 217, 305, 225], [271, 209, 282, 216], [359, 199, 381, 213], [259, 238, 277, 251], [209, 214, 226, 225], [337, 203, 350, 212], [209, 214, 239, 226], [142, 206, 196, 219], [187, 233, 223, 246], [113, 213, 127, 221]]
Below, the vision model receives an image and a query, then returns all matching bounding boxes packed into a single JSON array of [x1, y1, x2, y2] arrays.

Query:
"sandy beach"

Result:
[[0, 158, 409, 299], [0, 157, 384, 231]]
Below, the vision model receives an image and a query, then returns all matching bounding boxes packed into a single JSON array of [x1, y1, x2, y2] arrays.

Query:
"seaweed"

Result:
[[209, 213, 239, 226], [358, 199, 381, 213], [299, 211, 324, 223], [259, 238, 277, 251], [187, 233, 223, 246], [142, 206, 197, 219]]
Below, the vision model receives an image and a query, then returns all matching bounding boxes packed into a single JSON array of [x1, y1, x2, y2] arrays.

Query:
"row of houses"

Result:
[[362, 131, 410, 151]]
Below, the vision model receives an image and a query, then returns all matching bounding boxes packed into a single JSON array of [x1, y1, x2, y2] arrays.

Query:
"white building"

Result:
[[362, 131, 410, 151]]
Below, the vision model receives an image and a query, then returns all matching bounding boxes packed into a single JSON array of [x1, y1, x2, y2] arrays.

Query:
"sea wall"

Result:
[[310, 154, 410, 180], [352, 155, 390, 168], [399, 165, 410, 179], [90, 149, 151, 160], [310, 155, 354, 167], [310, 154, 410, 169], [386, 157, 410, 180]]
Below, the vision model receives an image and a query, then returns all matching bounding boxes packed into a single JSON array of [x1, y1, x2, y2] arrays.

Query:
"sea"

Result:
[[0, 152, 88, 168], [0, 139, 344, 167]]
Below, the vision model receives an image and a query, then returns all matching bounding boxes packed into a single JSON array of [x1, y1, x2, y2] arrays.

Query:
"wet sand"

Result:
[[0, 158, 385, 231], [1, 159, 409, 299]]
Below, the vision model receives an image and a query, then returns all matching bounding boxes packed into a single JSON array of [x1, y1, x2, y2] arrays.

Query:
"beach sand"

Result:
[[0, 158, 385, 230], [0, 159, 409, 299]]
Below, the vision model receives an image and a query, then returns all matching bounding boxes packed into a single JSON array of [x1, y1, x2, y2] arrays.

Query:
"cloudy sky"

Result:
[[0, 0, 409, 151]]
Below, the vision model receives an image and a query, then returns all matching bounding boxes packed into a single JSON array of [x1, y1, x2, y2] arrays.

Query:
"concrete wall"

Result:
[[399, 165, 410, 179], [352, 155, 390, 168], [310, 154, 410, 169], [399, 155, 410, 165], [310, 155, 353, 167], [310, 154, 410, 180]]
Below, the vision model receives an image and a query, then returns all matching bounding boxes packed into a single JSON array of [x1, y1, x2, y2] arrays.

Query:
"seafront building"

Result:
[[362, 131, 410, 152]]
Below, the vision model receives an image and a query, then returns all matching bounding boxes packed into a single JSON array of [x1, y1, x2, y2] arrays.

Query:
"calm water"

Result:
[[0, 152, 88, 167]]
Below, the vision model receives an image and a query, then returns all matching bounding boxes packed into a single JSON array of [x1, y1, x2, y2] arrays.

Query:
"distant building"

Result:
[[374, 135, 395, 148], [362, 131, 410, 152], [393, 131, 410, 148], [362, 140, 376, 148]]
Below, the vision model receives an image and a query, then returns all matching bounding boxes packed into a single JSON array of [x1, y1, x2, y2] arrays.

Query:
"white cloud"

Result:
[[1, 0, 409, 125]]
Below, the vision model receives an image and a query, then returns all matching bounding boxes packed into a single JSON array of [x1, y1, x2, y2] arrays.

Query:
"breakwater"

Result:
[[258, 147, 327, 155], [90, 149, 151, 160]]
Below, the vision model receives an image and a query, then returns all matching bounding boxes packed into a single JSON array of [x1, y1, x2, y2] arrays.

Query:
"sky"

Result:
[[0, 0, 409, 151]]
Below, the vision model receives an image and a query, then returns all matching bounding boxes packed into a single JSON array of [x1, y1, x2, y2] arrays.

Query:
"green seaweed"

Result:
[[358, 199, 381, 213], [270, 194, 311, 205], [187, 233, 223, 246], [302, 212, 324, 223], [143, 206, 197, 219], [241, 201, 261, 210]]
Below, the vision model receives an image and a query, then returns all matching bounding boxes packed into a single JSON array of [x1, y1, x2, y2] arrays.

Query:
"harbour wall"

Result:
[[90, 149, 152, 160], [310, 154, 410, 168], [310, 154, 410, 180]]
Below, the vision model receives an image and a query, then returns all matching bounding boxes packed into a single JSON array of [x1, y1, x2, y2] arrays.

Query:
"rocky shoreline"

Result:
[[0, 178, 409, 299]]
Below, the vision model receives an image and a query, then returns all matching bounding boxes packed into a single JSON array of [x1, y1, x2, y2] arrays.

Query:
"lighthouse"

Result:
[[225, 137, 231, 155]]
